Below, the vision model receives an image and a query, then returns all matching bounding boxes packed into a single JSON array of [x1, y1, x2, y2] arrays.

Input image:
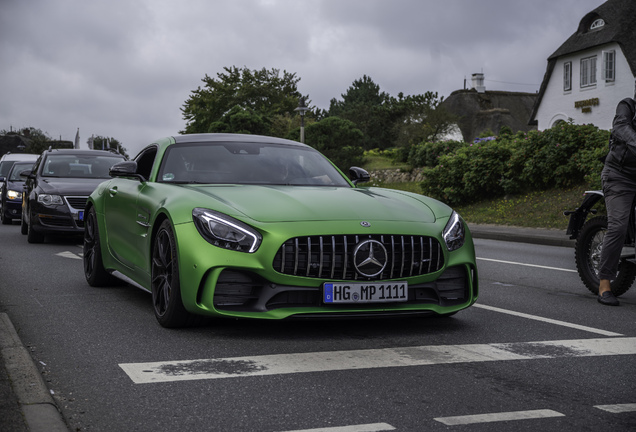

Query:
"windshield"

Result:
[[157, 141, 351, 187], [0, 161, 14, 177], [8, 163, 34, 181], [42, 154, 124, 178]]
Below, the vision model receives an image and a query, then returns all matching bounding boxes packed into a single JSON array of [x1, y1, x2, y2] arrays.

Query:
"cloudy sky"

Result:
[[0, 0, 604, 155]]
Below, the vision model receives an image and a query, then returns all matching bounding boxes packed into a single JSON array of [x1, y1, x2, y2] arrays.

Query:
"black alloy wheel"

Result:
[[151, 219, 193, 328], [83, 207, 118, 286]]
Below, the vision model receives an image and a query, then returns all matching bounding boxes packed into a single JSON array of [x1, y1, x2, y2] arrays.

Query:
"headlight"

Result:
[[192, 208, 262, 253], [443, 211, 465, 251], [37, 194, 64, 206], [7, 190, 22, 200]]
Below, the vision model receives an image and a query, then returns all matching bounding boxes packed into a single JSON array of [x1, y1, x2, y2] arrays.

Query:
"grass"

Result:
[[363, 154, 411, 171], [362, 156, 602, 230]]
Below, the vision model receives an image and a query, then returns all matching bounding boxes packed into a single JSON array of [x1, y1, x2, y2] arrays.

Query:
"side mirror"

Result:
[[0, 176, 4, 183], [349, 166, 370, 185], [19, 171, 35, 180], [109, 161, 146, 182]]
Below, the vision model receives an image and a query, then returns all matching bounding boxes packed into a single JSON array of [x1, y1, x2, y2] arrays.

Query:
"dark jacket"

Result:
[[604, 97, 636, 178]]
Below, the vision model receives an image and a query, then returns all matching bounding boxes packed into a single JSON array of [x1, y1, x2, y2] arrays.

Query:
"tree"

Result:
[[392, 92, 459, 147], [207, 105, 269, 135], [288, 117, 365, 172], [328, 75, 396, 150], [89, 136, 129, 158], [181, 66, 308, 136], [0, 127, 72, 155]]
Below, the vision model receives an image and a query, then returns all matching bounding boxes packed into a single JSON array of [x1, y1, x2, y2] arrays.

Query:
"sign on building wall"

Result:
[[574, 97, 600, 113]]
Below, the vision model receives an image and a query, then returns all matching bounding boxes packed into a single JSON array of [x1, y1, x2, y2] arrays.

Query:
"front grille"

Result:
[[273, 234, 444, 280], [65, 196, 88, 210]]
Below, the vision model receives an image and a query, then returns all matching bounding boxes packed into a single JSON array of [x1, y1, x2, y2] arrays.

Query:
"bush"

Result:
[[407, 140, 467, 168], [419, 123, 609, 206]]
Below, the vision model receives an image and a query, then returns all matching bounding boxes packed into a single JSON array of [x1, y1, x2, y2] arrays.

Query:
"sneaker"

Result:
[[598, 291, 620, 306]]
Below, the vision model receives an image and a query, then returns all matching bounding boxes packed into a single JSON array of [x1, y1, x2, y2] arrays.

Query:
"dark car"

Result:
[[1, 161, 35, 224], [21, 148, 126, 243]]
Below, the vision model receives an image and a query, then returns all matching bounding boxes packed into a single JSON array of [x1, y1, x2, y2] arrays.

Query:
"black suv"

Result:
[[21, 148, 126, 243]]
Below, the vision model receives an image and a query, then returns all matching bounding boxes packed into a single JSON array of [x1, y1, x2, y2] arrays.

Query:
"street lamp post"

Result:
[[294, 97, 309, 143]]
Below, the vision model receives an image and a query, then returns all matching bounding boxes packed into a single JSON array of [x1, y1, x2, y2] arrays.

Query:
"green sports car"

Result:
[[83, 133, 478, 327]]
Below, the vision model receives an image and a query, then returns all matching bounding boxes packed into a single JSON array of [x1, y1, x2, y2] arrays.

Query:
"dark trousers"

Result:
[[598, 166, 636, 280]]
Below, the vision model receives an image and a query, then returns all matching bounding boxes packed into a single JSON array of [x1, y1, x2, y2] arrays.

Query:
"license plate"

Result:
[[78, 211, 84, 221], [323, 282, 408, 304]]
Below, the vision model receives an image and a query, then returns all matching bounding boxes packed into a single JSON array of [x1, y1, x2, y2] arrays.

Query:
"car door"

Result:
[[102, 147, 158, 275]]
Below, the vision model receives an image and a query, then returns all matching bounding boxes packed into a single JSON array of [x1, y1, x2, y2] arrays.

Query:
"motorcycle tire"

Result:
[[574, 216, 635, 297]]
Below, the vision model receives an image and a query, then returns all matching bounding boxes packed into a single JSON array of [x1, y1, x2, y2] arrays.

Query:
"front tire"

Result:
[[20, 215, 28, 235], [151, 220, 194, 328], [1, 210, 11, 225], [26, 212, 45, 243], [84, 207, 118, 286], [574, 216, 635, 297]]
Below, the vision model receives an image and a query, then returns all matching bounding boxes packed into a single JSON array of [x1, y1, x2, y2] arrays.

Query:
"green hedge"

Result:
[[410, 123, 608, 206]]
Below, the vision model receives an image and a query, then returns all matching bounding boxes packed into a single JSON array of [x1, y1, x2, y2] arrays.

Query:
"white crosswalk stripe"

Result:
[[120, 336, 636, 384]]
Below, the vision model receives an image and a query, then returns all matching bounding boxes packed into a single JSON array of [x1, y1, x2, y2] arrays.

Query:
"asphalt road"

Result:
[[0, 222, 634, 432]]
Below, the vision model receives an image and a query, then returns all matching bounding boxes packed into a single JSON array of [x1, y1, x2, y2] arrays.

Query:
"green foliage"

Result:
[[181, 66, 306, 136], [478, 129, 495, 138], [207, 105, 269, 135], [392, 92, 459, 147], [406, 140, 467, 167], [289, 117, 365, 171], [0, 127, 72, 155], [328, 75, 395, 150], [419, 123, 609, 206]]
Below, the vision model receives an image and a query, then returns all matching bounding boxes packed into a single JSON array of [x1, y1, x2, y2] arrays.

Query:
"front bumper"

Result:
[[30, 196, 87, 235], [3, 199, 23, 220], [173, 220, 479, 320]]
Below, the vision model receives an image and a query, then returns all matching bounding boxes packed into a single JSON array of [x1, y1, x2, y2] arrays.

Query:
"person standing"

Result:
[[597, 91, 636, 306]]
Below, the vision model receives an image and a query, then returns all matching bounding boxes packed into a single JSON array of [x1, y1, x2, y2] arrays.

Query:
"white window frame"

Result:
[[563, 61, 572, 91], [590, 18, 605, 30], [603, 50, 615, 82], [580, 56, 597, 88]]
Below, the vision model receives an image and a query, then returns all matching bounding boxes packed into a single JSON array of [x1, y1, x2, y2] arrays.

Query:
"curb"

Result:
[[0, 313, 69, 432], [469, 224, 576, 248]]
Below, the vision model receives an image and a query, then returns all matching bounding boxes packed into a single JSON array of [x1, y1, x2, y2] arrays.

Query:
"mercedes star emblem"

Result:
[[353, 239, 388, 278]]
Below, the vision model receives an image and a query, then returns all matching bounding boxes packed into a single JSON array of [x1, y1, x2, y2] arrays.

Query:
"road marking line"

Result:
[[280, 423, 396, 432], [477, 257, 577, 273], [594, 403, 636, 413], [119, 337, 636, 384], [473, 304, 623, 337], [56, 251, 81, 260], [434, 409, 565, 425]]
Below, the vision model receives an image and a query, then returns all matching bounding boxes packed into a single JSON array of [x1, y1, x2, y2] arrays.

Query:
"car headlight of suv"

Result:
[[193, 208, 262, 253], [443, 211, 466, 251], [7, 190, 22, 200], [37, 194, 64, 206]]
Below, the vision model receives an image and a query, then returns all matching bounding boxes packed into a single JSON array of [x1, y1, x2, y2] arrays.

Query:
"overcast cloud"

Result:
[[0, 0, 603, 155]]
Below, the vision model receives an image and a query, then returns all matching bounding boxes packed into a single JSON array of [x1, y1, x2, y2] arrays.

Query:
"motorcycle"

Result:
[[564, 190, 636, 296]]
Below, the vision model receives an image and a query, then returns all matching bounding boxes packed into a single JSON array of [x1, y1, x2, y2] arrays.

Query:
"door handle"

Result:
[[109, 187, 118, 196]]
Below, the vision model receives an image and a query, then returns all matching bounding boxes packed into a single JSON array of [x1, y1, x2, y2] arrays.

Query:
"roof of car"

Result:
[[0, 153, 39, 162], [43, 149, 126, 157], [171, 133, 310, 149]]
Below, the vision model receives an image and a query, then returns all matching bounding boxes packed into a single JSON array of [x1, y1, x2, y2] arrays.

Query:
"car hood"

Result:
[[40, 177, 107, 195], [183, 185, 440, 223], [6, 180, 26, 191]]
